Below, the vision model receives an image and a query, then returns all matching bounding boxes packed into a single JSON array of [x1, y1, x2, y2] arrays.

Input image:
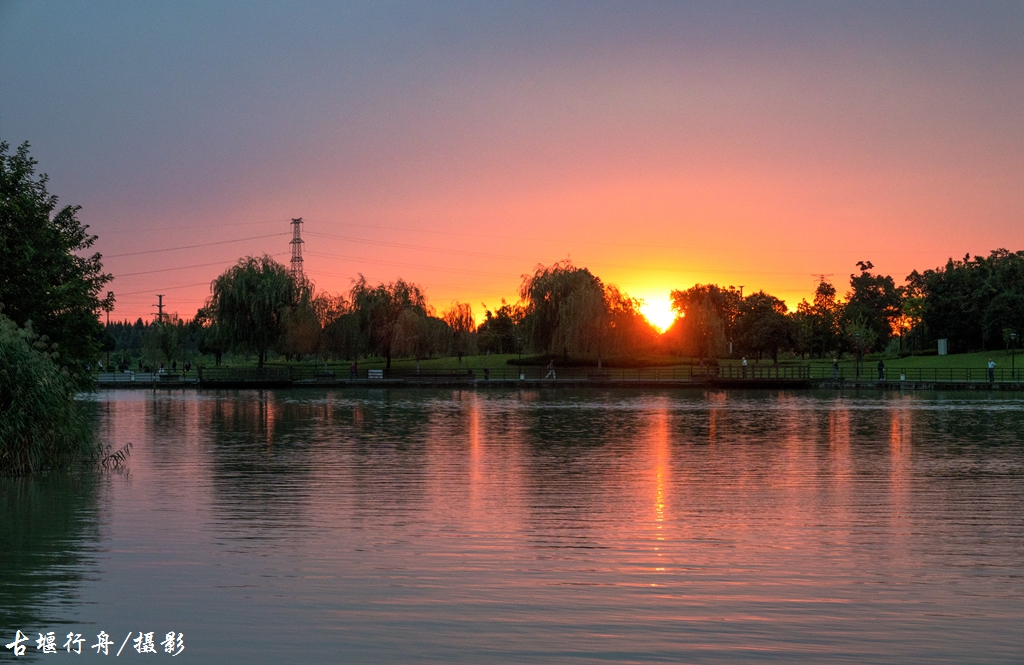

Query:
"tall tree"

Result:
[[982, 291, 1024, 346], [478, 299, 522, 355], [795, 281, 842, 358], [142, 313, 184, 368], [349, 276, 428, 369], [519, 260, 607, 357], [843, 261, 902, 353], [907, 249, 1024, 352], [669, 284, 740, 360], [391, 309, 434, 366], [605, 286, 659, 360], [193, 307, 228, 366], [0, 140, 113, 376], [734, 291, 793, 363], [442, 301, 476, 364], [207, 255, 295, 367]]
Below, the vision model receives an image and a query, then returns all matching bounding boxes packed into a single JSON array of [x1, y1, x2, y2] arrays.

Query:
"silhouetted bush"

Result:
[[0, 311, 97, 475]]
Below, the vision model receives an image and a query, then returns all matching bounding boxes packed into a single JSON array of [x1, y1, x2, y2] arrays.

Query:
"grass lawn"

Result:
[[800, 349, 1021, 370], [212, 347, 1024, 373]]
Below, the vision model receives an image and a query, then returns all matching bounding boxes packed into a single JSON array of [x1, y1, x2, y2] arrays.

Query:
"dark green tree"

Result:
[[0, 141, 113, 377], [734, 291, 793, 363], [795, 281, 842, 358], [519, 260, 607, 357], [349, 276, 429, 368], [1, 311, 97, 475], [141, 313, 184, 368], [391, 308, 435, 367], [193, 308, 228, 366], [442, 301, 476, 364], [605, 286, 659, 359], [669, 284, 741, 360], [908, 249, 1024, 351], [982, 291, 1024, 346], [207, 255, 296, 367], [477, 299, 522, 355], [842, 261, 902, 353]]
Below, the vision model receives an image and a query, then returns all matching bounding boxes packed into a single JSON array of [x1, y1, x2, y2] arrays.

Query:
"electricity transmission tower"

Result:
[[290, 218, 304, 280], [152, 294, 165, 324], [812, 273, 833, 284]]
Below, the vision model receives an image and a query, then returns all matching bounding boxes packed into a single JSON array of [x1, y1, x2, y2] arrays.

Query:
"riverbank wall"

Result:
[[95, 371, 1024, 391]]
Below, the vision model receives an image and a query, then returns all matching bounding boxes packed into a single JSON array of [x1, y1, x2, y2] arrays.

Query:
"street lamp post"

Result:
[[855, 332, 861, 379], [1012, 332, 1018, 378], [517, 336, 523, 380]]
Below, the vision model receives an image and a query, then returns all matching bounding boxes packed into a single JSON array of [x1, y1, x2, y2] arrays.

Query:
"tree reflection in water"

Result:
[[0, 472, 102, 631]]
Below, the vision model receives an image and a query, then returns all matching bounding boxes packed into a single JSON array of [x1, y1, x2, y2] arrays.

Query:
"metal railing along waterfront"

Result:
[[95, 371, 195, 385], [187, 363, 810, 383], [94, 362, 1024, 386], [804, 365, 1024, 383]]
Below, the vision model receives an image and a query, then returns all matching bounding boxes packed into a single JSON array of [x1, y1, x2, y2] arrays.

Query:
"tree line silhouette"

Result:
[[105, 249, 1024, 370]]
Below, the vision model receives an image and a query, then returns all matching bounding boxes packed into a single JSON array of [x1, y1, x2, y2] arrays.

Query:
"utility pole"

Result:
[[153, 294, 165, 324], [105, 291, 114, 368], [290, 218, 304, 281]]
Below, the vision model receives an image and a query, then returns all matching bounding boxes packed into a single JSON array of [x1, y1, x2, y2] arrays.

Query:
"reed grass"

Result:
[[0, 313, 98, 475]]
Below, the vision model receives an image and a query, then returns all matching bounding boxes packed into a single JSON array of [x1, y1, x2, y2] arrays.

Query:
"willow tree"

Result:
[[519, 260, 608, 358], [670, 284, 740, 361], [350, 276, 428, 369], [392, 309, 433, 368], [207, 255, 296, 367], [442, 301, 475, 363]]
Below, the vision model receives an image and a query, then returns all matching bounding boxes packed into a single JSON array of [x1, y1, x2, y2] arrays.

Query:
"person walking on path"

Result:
[[877, 359, 885, 381], [833, 358, 839, 379], [742, 357, 747, 378], [988, 359, 995, 382], [545, 360, 556, 380]]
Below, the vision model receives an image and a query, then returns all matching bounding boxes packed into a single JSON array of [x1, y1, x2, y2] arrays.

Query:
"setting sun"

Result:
[[640, 297, 677, 333]]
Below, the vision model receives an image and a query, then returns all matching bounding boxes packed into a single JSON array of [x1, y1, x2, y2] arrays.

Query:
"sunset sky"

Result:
[[2, 2, 1022, 327]]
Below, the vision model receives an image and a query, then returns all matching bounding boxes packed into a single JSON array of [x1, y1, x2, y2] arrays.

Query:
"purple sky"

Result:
[[2, 1, 1023, 322]]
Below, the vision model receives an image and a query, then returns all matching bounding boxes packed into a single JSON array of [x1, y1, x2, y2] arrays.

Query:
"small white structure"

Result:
[[938, 339, 948, 356]]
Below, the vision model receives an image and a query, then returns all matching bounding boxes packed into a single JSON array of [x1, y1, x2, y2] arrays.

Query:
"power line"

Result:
[[114, 281, 213, 297], [306, 230, 533, 263], [305, 243, 810, 278], [303, 268, 513, 297], [116, 258, 259, 278], [303, 216, 958, 257], [105, 232, 289, 258], [102, 218, 286, 236], [304, 250, 511, 278]]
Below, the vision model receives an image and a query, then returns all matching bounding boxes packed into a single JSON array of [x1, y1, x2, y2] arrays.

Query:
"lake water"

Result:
[[2, 388, 1023, 663]]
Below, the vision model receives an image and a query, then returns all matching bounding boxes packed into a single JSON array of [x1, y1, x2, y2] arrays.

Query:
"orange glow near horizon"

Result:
[[639, 296, 677, 333]]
